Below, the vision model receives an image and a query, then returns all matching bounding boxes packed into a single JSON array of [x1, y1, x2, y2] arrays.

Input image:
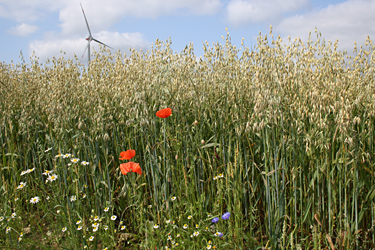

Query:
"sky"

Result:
[[0, 0, 374, 65]]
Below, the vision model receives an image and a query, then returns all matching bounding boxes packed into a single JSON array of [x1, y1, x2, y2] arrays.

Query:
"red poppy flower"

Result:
[[120, 162, 142, 175], [156, 108, 172, 118], [119, 150, 136, 160]]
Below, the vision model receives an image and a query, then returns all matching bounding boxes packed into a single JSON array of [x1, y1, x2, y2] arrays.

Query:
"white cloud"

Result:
[[275, 0, 375, 52], [29, 31, 150, 63], [8, 23, 39, 36], [226, 0, 309, 27]]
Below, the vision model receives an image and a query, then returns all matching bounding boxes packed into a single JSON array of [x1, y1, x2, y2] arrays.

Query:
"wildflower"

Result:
[[154, 224, 159, 229], [148, 205, 152, 208], [57, 210, 60, 214], [46, 174, 58, 183], [21, 168, 35, 175], [45, 147, 52, 152], [71, 158, 79, 163], [104, 207, 109, 212], [81, 161, 89, 165], [55, 154, 62, 158], [120, 162, 142, 175], [119, 150, 136, 160], [121, 225, 126, 230], [94, 216, 99, 221], [166, 219, 171, 224], [222, 212, 230, 220], [18, 237, 22, 242], [92, 222, 99, 228], [156, 108, 172, 118], [0, 216, 4, 221], [30, 196, 40, 204], [93, 227, 98, 232], [70, 195, 76, 202], [176, 234, 180, 237], [11, 212, 16, 218], [171, 196, 176, 201], [76, 220, 82, 225], [193, 231, 199, 236], [211, 217, 219, 224], [63, 153, 71, 158], [183, 224, 188, 229], [82, 194, 86, 198], [42, 170, 53, 175], [215, 232, 223, 237], [6, 227, 10, 234], [17, 182, 26, 189], [62, 227, 67, 232], [207, 245, 212, 249], [77, 226, 83, 230], [188, 215, 192, 220], [89, 236, 94, 241], [14, 198, 19, 201], [111, 215, 117, 220], [104, 225, 108, 231]]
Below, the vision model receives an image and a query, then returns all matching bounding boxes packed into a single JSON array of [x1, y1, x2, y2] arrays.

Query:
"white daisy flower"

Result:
[[46, 174, 58, 183], [71, 158, 79, 163], [30, 197, 40, 204], [17, 182, 26, 189], [42, 170, 53, 175], [44, 147, 52, 152]]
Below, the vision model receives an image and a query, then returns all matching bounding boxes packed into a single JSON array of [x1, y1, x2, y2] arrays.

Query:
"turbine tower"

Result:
[[80, 3, 113, 64]]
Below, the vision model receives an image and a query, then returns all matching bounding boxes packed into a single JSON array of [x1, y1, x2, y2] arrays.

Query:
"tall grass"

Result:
[[1, 28, 375, 249]]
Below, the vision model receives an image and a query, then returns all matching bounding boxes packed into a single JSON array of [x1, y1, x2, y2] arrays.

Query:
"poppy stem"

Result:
[[163, 118, 168, 211]]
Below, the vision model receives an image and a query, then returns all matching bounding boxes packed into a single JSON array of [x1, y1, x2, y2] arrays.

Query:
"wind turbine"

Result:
[[80, 3, 113, 64]]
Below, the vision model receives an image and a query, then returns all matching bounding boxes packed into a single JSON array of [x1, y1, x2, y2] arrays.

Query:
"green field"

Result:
[[1, 29, 375, 249]]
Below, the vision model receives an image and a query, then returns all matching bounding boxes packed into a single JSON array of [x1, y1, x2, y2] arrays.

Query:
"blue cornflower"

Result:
[[222, 212, 230, 220], [211, 217, 219, 224]]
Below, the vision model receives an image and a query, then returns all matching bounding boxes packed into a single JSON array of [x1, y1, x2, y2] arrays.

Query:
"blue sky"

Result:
[[1, 0, 374, 65]]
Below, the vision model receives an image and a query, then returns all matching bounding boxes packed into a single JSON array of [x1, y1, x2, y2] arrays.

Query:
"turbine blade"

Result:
[[80, 3, 92, 37], [92, 38, 113, 50]]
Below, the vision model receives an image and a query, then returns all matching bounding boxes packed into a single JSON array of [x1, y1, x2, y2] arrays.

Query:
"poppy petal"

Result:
[[156, 108, 172, 118], [119, 150, 136, 160], [120, 163, 130, 175], [120, 162, 142, 176]]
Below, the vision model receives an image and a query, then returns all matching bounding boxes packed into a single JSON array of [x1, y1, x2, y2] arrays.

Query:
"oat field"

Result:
[[1, 29, 375, 249]]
